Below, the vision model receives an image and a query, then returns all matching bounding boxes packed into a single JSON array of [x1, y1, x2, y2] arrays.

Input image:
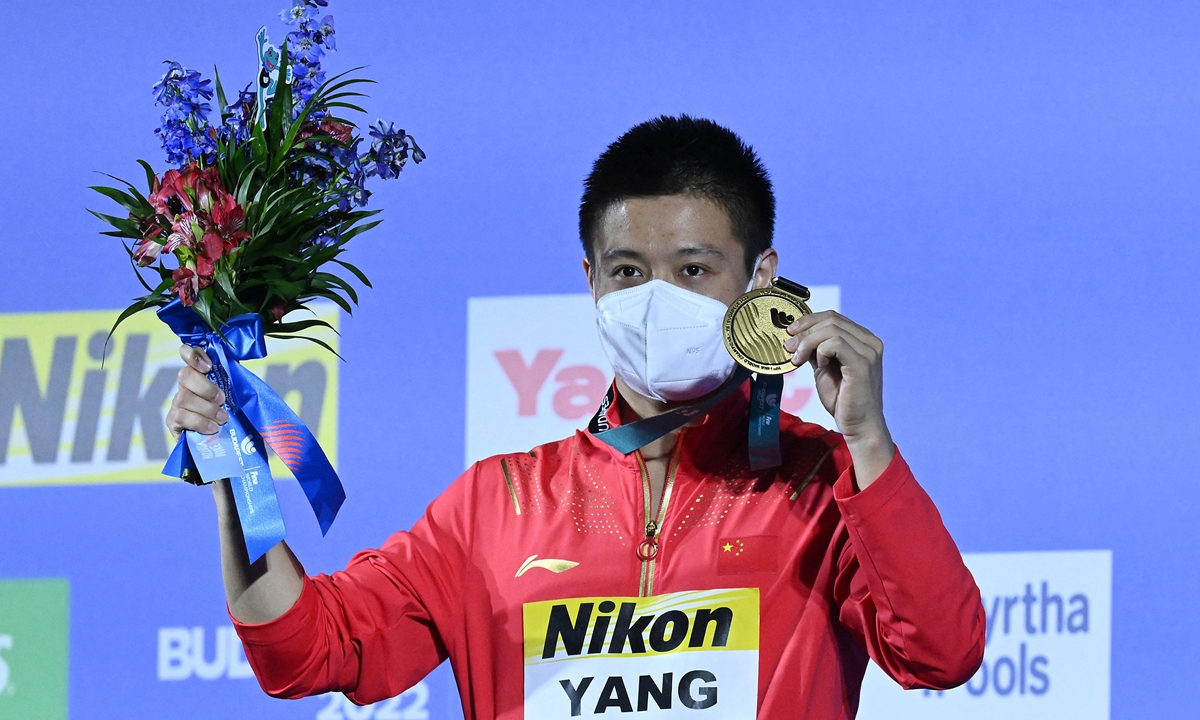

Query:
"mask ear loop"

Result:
[[746, 253, 764, 293]]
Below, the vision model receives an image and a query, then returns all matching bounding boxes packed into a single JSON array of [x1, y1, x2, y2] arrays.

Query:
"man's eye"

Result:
[[616, 266, 641, 278], [682, 265, 705, 277]]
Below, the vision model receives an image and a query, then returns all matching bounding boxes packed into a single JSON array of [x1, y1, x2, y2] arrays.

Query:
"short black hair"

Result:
[[579, 115, 775, 274]]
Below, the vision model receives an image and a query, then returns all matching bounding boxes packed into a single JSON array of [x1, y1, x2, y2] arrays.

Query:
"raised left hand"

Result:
[[783, 310, 894, 488]]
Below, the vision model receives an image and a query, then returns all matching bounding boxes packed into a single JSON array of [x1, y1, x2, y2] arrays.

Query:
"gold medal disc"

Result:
[[722, 277, 813, 374]]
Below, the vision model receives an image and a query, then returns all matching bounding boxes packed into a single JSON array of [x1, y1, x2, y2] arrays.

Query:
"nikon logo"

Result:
[[0, 307, 337, 486], [543, 601, 733, 659]]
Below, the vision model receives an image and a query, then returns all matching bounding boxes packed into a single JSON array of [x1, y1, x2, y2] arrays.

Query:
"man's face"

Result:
[[584, 194, 777, 305]]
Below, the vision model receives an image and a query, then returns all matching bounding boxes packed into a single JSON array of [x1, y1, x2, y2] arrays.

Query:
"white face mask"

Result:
[[594, 258, 762, 403]]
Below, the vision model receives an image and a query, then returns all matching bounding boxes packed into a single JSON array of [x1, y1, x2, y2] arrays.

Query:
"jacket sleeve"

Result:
[[230, 466, 476, 704], [830, 446, 986, 689]]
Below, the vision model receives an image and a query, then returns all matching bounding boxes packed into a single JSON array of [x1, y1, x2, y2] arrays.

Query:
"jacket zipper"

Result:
[[636, 430, 686, 597]]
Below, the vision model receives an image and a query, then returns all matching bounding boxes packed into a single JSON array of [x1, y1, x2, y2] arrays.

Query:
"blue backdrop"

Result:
[[2, 1, 1198, 717]]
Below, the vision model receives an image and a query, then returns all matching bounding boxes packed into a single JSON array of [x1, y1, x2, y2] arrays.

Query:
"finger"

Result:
[[178, 344, 212, 373], [785, 310, 835, 336], [788, 311, 883, 353], [167, 407, 220, 436], [784, 319, 860, 355], [175, 389, 230, 424], [785, 315, 880, 357], [820, 312, 883, 353], [789, 325, 875, 368], [177, 366, 225, 405], [812, 335, 869, 372]]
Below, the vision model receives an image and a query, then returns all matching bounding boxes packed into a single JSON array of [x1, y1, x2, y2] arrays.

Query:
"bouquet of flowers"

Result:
[[89, 0, 423, 561], [91, 0, 422, 351]]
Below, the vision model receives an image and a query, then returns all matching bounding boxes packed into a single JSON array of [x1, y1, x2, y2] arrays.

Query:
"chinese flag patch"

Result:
[[717, 535, 779, 575]]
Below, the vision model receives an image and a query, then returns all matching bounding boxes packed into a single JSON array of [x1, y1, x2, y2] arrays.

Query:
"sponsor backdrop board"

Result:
[[2, 1, 1197, 718]]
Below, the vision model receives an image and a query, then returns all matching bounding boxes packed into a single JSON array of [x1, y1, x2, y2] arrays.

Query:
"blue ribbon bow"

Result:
[[158, 299, 345, 562]]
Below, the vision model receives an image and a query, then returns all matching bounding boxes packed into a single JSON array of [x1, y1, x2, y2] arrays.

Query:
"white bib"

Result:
[[523, 588, 760, 718]]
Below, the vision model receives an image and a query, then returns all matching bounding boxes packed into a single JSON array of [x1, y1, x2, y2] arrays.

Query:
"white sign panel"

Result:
[[465, 288, 840, 467], [858, 549, 1112, 720]]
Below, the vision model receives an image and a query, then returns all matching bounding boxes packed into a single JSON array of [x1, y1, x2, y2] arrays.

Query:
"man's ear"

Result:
[[753, 249, 779, 289], [583, 256, 596, 298]]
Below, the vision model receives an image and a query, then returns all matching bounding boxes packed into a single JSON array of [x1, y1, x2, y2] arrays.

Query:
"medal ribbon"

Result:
[[157, 299, 346, 562], [592, 367, 785, 471]]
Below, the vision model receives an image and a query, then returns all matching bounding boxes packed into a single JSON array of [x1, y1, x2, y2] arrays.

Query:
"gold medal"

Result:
[[722, 276, 813, 374]]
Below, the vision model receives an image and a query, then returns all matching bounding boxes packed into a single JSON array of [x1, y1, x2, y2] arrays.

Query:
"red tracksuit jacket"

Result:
[[233, 386, 985, 719]]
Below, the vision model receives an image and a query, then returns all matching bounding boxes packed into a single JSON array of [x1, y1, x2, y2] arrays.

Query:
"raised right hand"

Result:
[[166, 345, 230, 438]]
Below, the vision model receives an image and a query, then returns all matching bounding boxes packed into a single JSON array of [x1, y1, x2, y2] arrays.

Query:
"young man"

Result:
[[167, 115, 984, 719]]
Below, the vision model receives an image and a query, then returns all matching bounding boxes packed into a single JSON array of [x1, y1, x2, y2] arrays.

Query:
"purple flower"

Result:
[[222, 86, 257, 143], [280, 1, 315, 25], [364, 120, 425, 180], [315, 15, 336, 50], [287, 29, 325, 64], [152, 61, 216, 167]]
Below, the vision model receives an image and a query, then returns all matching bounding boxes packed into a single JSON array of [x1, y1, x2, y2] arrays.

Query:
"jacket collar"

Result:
[[584, 377, 753, 462]]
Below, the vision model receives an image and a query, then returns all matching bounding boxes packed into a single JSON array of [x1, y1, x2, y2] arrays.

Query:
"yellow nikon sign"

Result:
[[523, 588, 760, 718], [0, 305, 337, 487]]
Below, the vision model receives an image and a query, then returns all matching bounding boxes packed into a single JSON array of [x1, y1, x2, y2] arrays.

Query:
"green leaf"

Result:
[[251, 114, 268, 166], [106, 294, 168, 351], [215, 271, 244, 312], [214, 64, 229, 122], [87, 209, 143, 235], [266, 332, 344, 361], [192, 290, 219, 332], [89, 185, 145, 214], [266, 44, 294, 166], [98, 173, 152, 207], [333, 259, 373, 288], [270, 318, 340, 336], [324, 101, 369, 115], [301, 288, 354, 314], [137, 159, 159, 192], [312, 271, 359, 304]]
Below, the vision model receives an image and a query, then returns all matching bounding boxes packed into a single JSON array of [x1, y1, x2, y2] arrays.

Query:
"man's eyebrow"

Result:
[[674, 245, 728, 259], [599, 244, 728, 263], [600, 248, 646, 263]]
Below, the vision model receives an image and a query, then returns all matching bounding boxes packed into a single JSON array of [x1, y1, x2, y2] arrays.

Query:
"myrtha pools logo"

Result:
[[858, 550, 1112, 720]]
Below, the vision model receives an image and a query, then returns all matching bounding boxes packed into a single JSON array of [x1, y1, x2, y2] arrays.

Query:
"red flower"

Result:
[[133, 236, 163, 266], [319, 119, 353, 144], [149, 163, 223, 218], [297, 119, 354, 145], [171, 267, 197, 306], [209, 193, 250, 252], [270, 303, 288, 322], [167, 211, 199, 252], [196, 232, 225, 287], [150, 169, 182, 217]]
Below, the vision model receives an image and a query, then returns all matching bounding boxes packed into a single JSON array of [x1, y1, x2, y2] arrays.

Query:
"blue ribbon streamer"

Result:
[[747, 374, 784, 470], [158, 299, 345, 562], [594, 367, 787, 471]]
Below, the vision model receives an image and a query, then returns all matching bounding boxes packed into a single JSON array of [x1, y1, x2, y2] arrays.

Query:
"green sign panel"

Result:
[[0, 578, 69, 720]]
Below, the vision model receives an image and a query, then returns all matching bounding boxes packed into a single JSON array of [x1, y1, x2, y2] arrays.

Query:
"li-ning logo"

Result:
[[541, 601, 732, 660], [770, 308, 796, 330], [517, 555, 579, 577]]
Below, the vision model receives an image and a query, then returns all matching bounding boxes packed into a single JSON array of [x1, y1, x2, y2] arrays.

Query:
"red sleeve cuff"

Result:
[[229, 576, 321, 648], [833, 446, 913, 521]]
